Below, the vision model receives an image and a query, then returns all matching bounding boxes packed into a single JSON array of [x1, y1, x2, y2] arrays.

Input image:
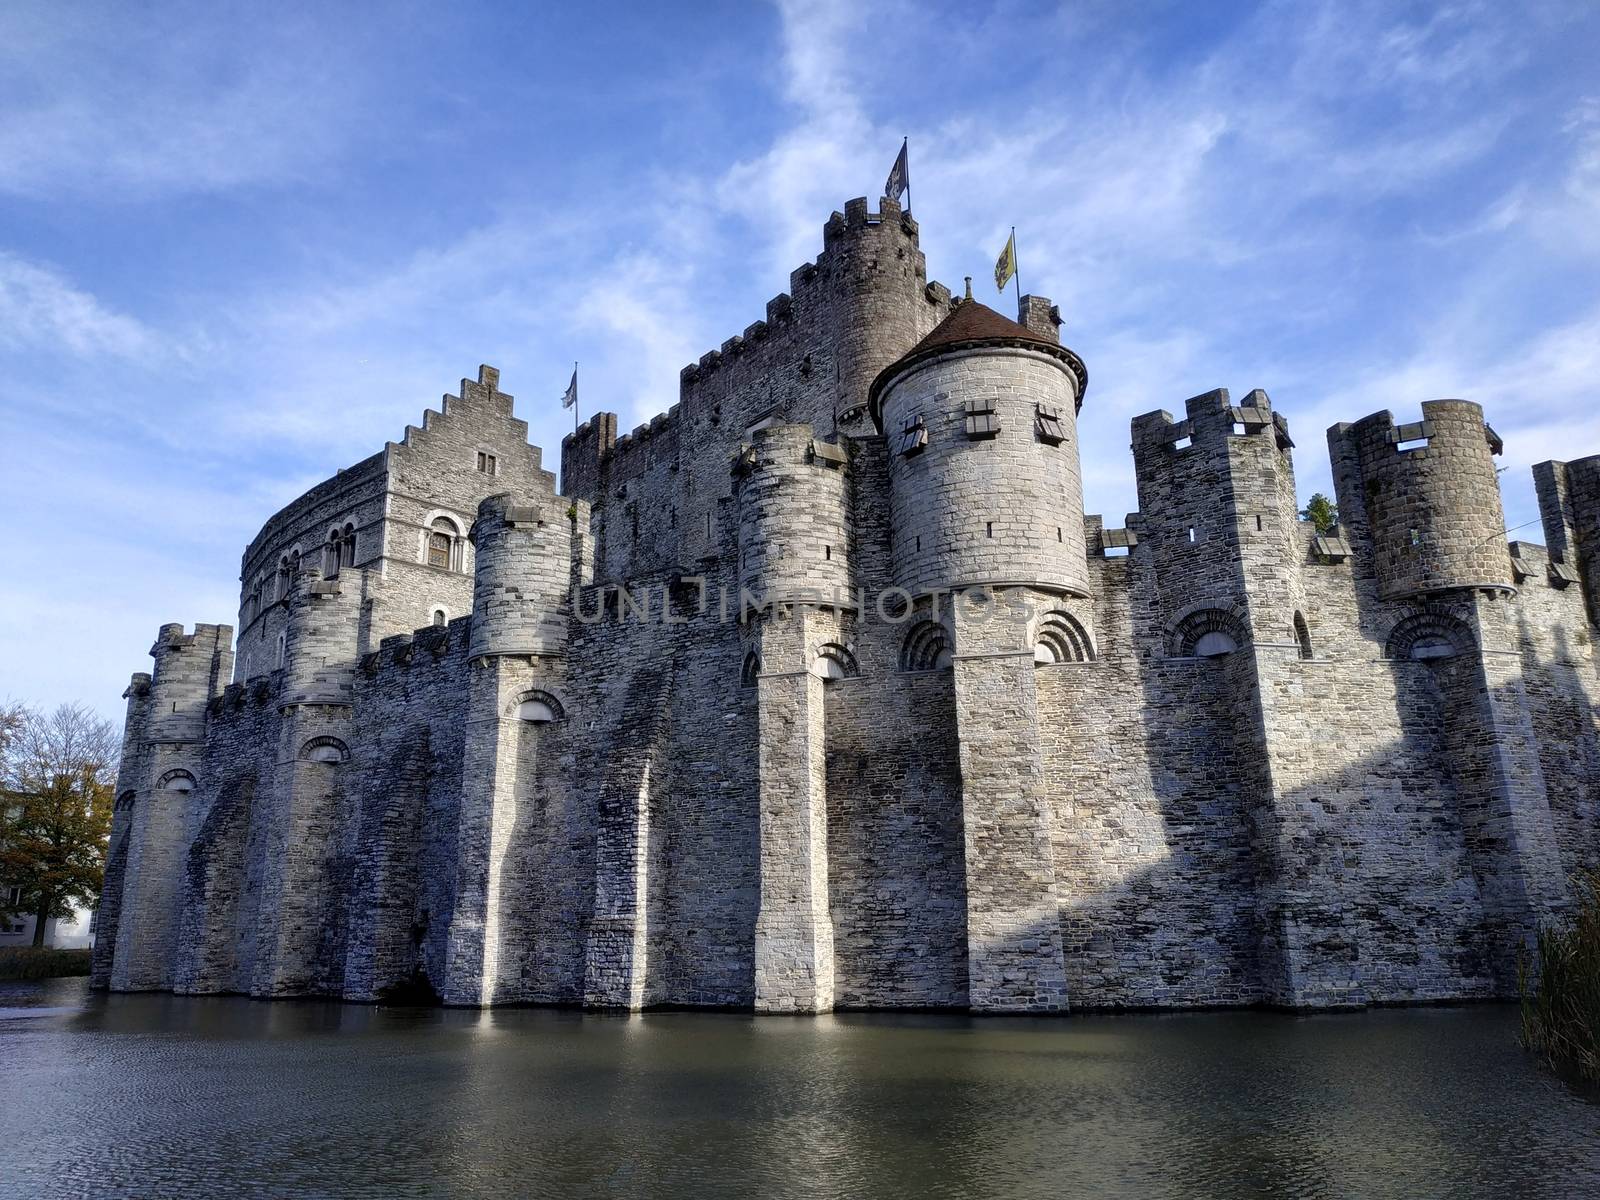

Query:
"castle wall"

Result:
[[102, 200, 1600, 1018], [1039, 555, 1262, 1007], [1505, 541, 1600, 877]]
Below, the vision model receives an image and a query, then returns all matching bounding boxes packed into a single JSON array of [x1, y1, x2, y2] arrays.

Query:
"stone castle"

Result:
[[94, 195, 1600, 1013]]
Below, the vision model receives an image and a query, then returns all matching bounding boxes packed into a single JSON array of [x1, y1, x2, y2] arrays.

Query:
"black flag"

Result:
[[885, 139, 909, 205]]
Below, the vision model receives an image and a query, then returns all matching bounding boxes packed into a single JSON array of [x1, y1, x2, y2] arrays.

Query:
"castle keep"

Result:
[[96, 196, 1600, 1013]]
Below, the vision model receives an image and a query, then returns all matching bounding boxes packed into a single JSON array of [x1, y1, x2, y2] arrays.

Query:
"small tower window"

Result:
[[432, 608, 447, 627], [900, 414, 928, 456], [1035, 405, 1066, 445], [477, 451, 497, 475], [964, 398, 1000, 439]]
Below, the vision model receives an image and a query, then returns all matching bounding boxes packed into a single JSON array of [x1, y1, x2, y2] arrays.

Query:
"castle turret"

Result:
[[821, 196, 936, 423], [110, 623, 230, 992], [735, 422, 853, 607], [467, 493, 572, 661], [1535, 454, 1600, 623], [279, 570, 361, 706], [1329, 400, 1511, 601], [870, 298, 1090, 599]]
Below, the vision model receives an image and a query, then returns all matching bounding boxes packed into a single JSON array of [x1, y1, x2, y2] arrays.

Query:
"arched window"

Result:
[[427, 517, 460, 571], [1294, 612, 1313, 660], [1171, 608, 1248, 658], [900, 620, 952, 671], [1034, 611, 1094, 664], [513, 690, 565, 723], [276, 631, 287, 668], [277, 556, 291, 599], [431, 608, 448, 628], [741, 651, 762, 688], [810, 643, 858, 681], [157, 769, 196, 793], [340, 523, 356, 569], [1385, 612, 1475, 662], [300, 736, 350, 764]]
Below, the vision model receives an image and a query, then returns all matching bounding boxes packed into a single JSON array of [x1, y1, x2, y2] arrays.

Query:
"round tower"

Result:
[[1344, 400, 1511, 599], [468, 492, 572, 660], [735, 423, 853, 608], [818, 196, 939, 420], [870, 300, 1090, 598]]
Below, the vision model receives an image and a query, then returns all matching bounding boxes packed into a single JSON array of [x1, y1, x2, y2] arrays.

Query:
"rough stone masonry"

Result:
[[95, 195, 1600, 1013]]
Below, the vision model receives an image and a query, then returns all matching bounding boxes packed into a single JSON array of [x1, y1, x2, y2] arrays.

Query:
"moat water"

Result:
[[1, 979, 1595, 1199]]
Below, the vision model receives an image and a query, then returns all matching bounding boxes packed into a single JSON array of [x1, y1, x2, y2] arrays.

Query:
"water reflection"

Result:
[[0, 981, 1594, 1199]]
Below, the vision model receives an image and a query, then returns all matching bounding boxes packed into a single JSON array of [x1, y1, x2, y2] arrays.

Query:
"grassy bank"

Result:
[[1521, 869, 1600, 1085], [0, 947, 93, 981]]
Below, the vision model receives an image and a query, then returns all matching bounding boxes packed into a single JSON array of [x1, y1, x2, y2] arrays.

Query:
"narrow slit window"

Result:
[[986, 522, 994, 538]]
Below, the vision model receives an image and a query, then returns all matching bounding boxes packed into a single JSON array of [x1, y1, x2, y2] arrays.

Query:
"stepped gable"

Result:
[[867, 299, 1088, 427]]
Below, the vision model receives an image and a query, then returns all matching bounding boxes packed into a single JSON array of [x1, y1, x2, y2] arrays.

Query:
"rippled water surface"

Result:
[[1, 979, 1596, 1199]]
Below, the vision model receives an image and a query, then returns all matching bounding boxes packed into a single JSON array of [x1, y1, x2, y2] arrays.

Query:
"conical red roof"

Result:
[[868, 299, 1087, 428], [903, 299, 1054, 358]]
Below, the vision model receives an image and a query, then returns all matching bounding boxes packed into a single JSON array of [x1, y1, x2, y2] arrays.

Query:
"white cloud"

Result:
[[0, 253, 160, 358]]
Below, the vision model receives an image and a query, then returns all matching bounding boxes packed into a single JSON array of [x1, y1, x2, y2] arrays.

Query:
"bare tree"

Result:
[[0, 703, 119, 947]]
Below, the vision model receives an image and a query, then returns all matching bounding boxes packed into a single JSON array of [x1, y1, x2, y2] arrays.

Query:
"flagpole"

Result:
[[573, 361, 579, 435], [1012, 226, 1022, 313], [903, 136, 910, 215]]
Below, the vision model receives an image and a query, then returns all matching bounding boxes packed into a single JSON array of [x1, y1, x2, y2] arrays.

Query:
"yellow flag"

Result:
[[994, 231, 1016, 293]]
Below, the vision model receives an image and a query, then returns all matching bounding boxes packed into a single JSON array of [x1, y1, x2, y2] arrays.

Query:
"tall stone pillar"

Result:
[[1444, 594, 1569, 986], [752, 610, 836, 1013], [582, 745, 658, 1010], [444, 656, 537, 1006], [950, 588, 1067, 1013], [443, 492, 571, 1005]]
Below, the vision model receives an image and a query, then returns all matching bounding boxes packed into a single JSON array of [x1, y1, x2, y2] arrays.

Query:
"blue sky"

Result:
[[2, 0, 1598, 721]]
